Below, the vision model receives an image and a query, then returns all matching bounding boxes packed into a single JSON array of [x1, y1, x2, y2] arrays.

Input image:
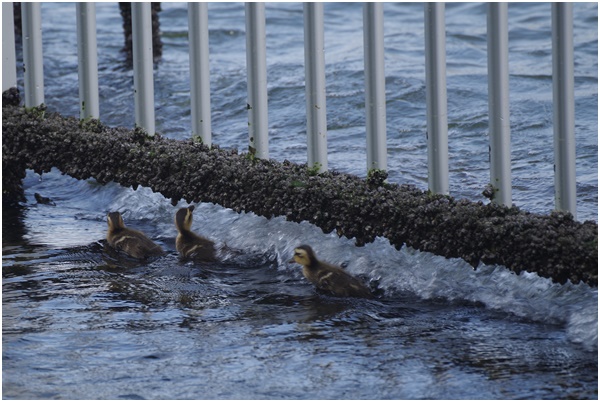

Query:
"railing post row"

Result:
[[245, 2, 269, 159], [21, 2, 45, 107], [363, 2, 388, 174], [2, 2, 17, 92], [188, 2, 212, 146], [424, 2, 449, 195], [303, 2, 328, 173], [76, 2, 100, 120], [4, 3, 582, 221], [487, 2, 512, 206], [131, 2, 156, 135], [551, 3, 577, 220]]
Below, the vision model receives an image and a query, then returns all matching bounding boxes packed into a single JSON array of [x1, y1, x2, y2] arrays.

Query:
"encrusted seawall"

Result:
[[3, 103, 597, 286]]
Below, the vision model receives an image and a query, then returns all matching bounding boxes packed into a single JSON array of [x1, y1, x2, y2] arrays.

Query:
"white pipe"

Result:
[[424, 3, 449, 195], [2, 2, 17, 92], [363, 2, 388, 173], [551, 3, 577, 219], [303, 2, 328, 172], [245, 2, 269, 159], [21, 2, 45, 107], [487, 2, 512, 206], [76, 2, 100, 119], [131, 2, 155, 135], [188, 2, 212, 146]]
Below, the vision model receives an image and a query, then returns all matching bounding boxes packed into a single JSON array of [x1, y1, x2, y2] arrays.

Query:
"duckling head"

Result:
[[107, 211, 126, 231], [175, 205, 195, 232], [290, 244, 318, 267]]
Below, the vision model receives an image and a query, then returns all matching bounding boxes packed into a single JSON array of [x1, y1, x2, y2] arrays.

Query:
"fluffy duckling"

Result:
[[106, 212, 164, 259], [289, 245, 372, 298], [175, 205, 217, 261]]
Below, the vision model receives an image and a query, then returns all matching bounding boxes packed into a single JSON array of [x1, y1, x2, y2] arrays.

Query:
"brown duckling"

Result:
[[175, 205, 217, 261], [289, 245, 372, 298], [106, 211, 164, 259]]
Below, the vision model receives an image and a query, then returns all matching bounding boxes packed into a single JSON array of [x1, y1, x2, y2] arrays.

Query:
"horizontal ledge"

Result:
[[2, 101, 597, 287]]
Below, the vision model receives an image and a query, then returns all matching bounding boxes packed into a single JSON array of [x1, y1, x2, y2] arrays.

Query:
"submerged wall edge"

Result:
[[2, 103, 597, 286]]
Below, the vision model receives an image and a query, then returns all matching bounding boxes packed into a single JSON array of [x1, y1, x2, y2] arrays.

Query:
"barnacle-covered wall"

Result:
[[3, 102, 597, 286]]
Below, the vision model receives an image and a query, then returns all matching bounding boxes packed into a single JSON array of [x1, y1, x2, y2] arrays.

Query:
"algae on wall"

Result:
[[2, 102, 597, 287]]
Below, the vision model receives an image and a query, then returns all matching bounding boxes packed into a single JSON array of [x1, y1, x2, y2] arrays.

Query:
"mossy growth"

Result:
[[307, 162, 323, 176], [132, 126, 155, 144], [24, 104, 47, 120], [245, 145, 258, 162], [191, 134, 203, 144], [367, 168, 388, 187], [482, 183, 497, 200], [79, 117, 104, 133]]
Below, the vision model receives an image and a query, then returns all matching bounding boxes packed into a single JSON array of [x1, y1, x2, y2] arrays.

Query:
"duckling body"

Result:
[[175, 205, 217, 261], [106, 212, 164, 259], [290, 245, 372, 298]]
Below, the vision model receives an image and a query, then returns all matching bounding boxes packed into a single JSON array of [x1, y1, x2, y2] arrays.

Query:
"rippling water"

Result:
[[3, 2, 598, 399]]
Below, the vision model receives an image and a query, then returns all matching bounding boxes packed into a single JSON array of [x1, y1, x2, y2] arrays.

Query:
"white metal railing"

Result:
[[76, 2, 99, 119], [245, 2, 269, 159], [132, 2, 155, 136], [364, 2, 388, 174], [188, 2, 212, 145], [2, 2, 17, 92], [21, 2, 45, 107], [551, 3, 577, 219], [487, 3, 512, 207], [1, 2, 579, 220], [424, 3, 449, 196], [304, 2, 328, 173]]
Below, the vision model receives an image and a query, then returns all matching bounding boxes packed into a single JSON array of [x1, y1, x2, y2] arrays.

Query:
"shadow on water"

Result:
[[2, 205, 28, 246]]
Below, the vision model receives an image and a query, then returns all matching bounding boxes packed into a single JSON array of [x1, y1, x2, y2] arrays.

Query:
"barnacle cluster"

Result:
[[2, 100, 597, 286]]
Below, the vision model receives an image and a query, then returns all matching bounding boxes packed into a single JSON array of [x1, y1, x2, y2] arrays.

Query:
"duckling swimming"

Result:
[[106, 211, 164, 259], [175, 205, 217, 262], [289, 245, 372, 298]]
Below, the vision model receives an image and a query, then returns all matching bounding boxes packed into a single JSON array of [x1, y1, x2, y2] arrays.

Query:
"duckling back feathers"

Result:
[[292, 245, 372, 298], [106, 212, 164, 259], [175, 206, 217, 261]]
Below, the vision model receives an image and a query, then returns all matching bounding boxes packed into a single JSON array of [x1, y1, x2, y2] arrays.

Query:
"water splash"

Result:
[[17, 169, 598, 350], [186, 202, 598, 350]]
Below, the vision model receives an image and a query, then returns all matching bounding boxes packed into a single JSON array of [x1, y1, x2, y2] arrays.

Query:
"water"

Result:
[[3, 2, 598, 399]]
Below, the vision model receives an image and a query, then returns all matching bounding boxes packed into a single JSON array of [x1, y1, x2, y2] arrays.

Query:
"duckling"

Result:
[[289, 245, 372, 298], [175, 205, 217, 261], [106, 211, 164, 259], [34, 192, 55, 206]]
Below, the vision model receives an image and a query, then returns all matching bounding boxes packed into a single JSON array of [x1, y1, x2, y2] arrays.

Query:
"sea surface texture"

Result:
[[2, 3, 597, 399]]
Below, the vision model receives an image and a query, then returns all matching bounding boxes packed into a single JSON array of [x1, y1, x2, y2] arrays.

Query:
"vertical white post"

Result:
[[21, 2, 45, 107], [131, 2, 155, 135], [245, 2, 269, 159], [2, 2, 17, 92], [487, 3, 512, 206], [363, 2, 387, 173], [551, 3, 577, 219], [188, 2, 212, 146], [424, 2, 449, 195], [76, 2, 100, 120], [303, 2, 328, 172]]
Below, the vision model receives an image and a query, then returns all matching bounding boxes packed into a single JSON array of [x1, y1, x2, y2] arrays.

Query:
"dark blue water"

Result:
[[3, 3, 598, 399]]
